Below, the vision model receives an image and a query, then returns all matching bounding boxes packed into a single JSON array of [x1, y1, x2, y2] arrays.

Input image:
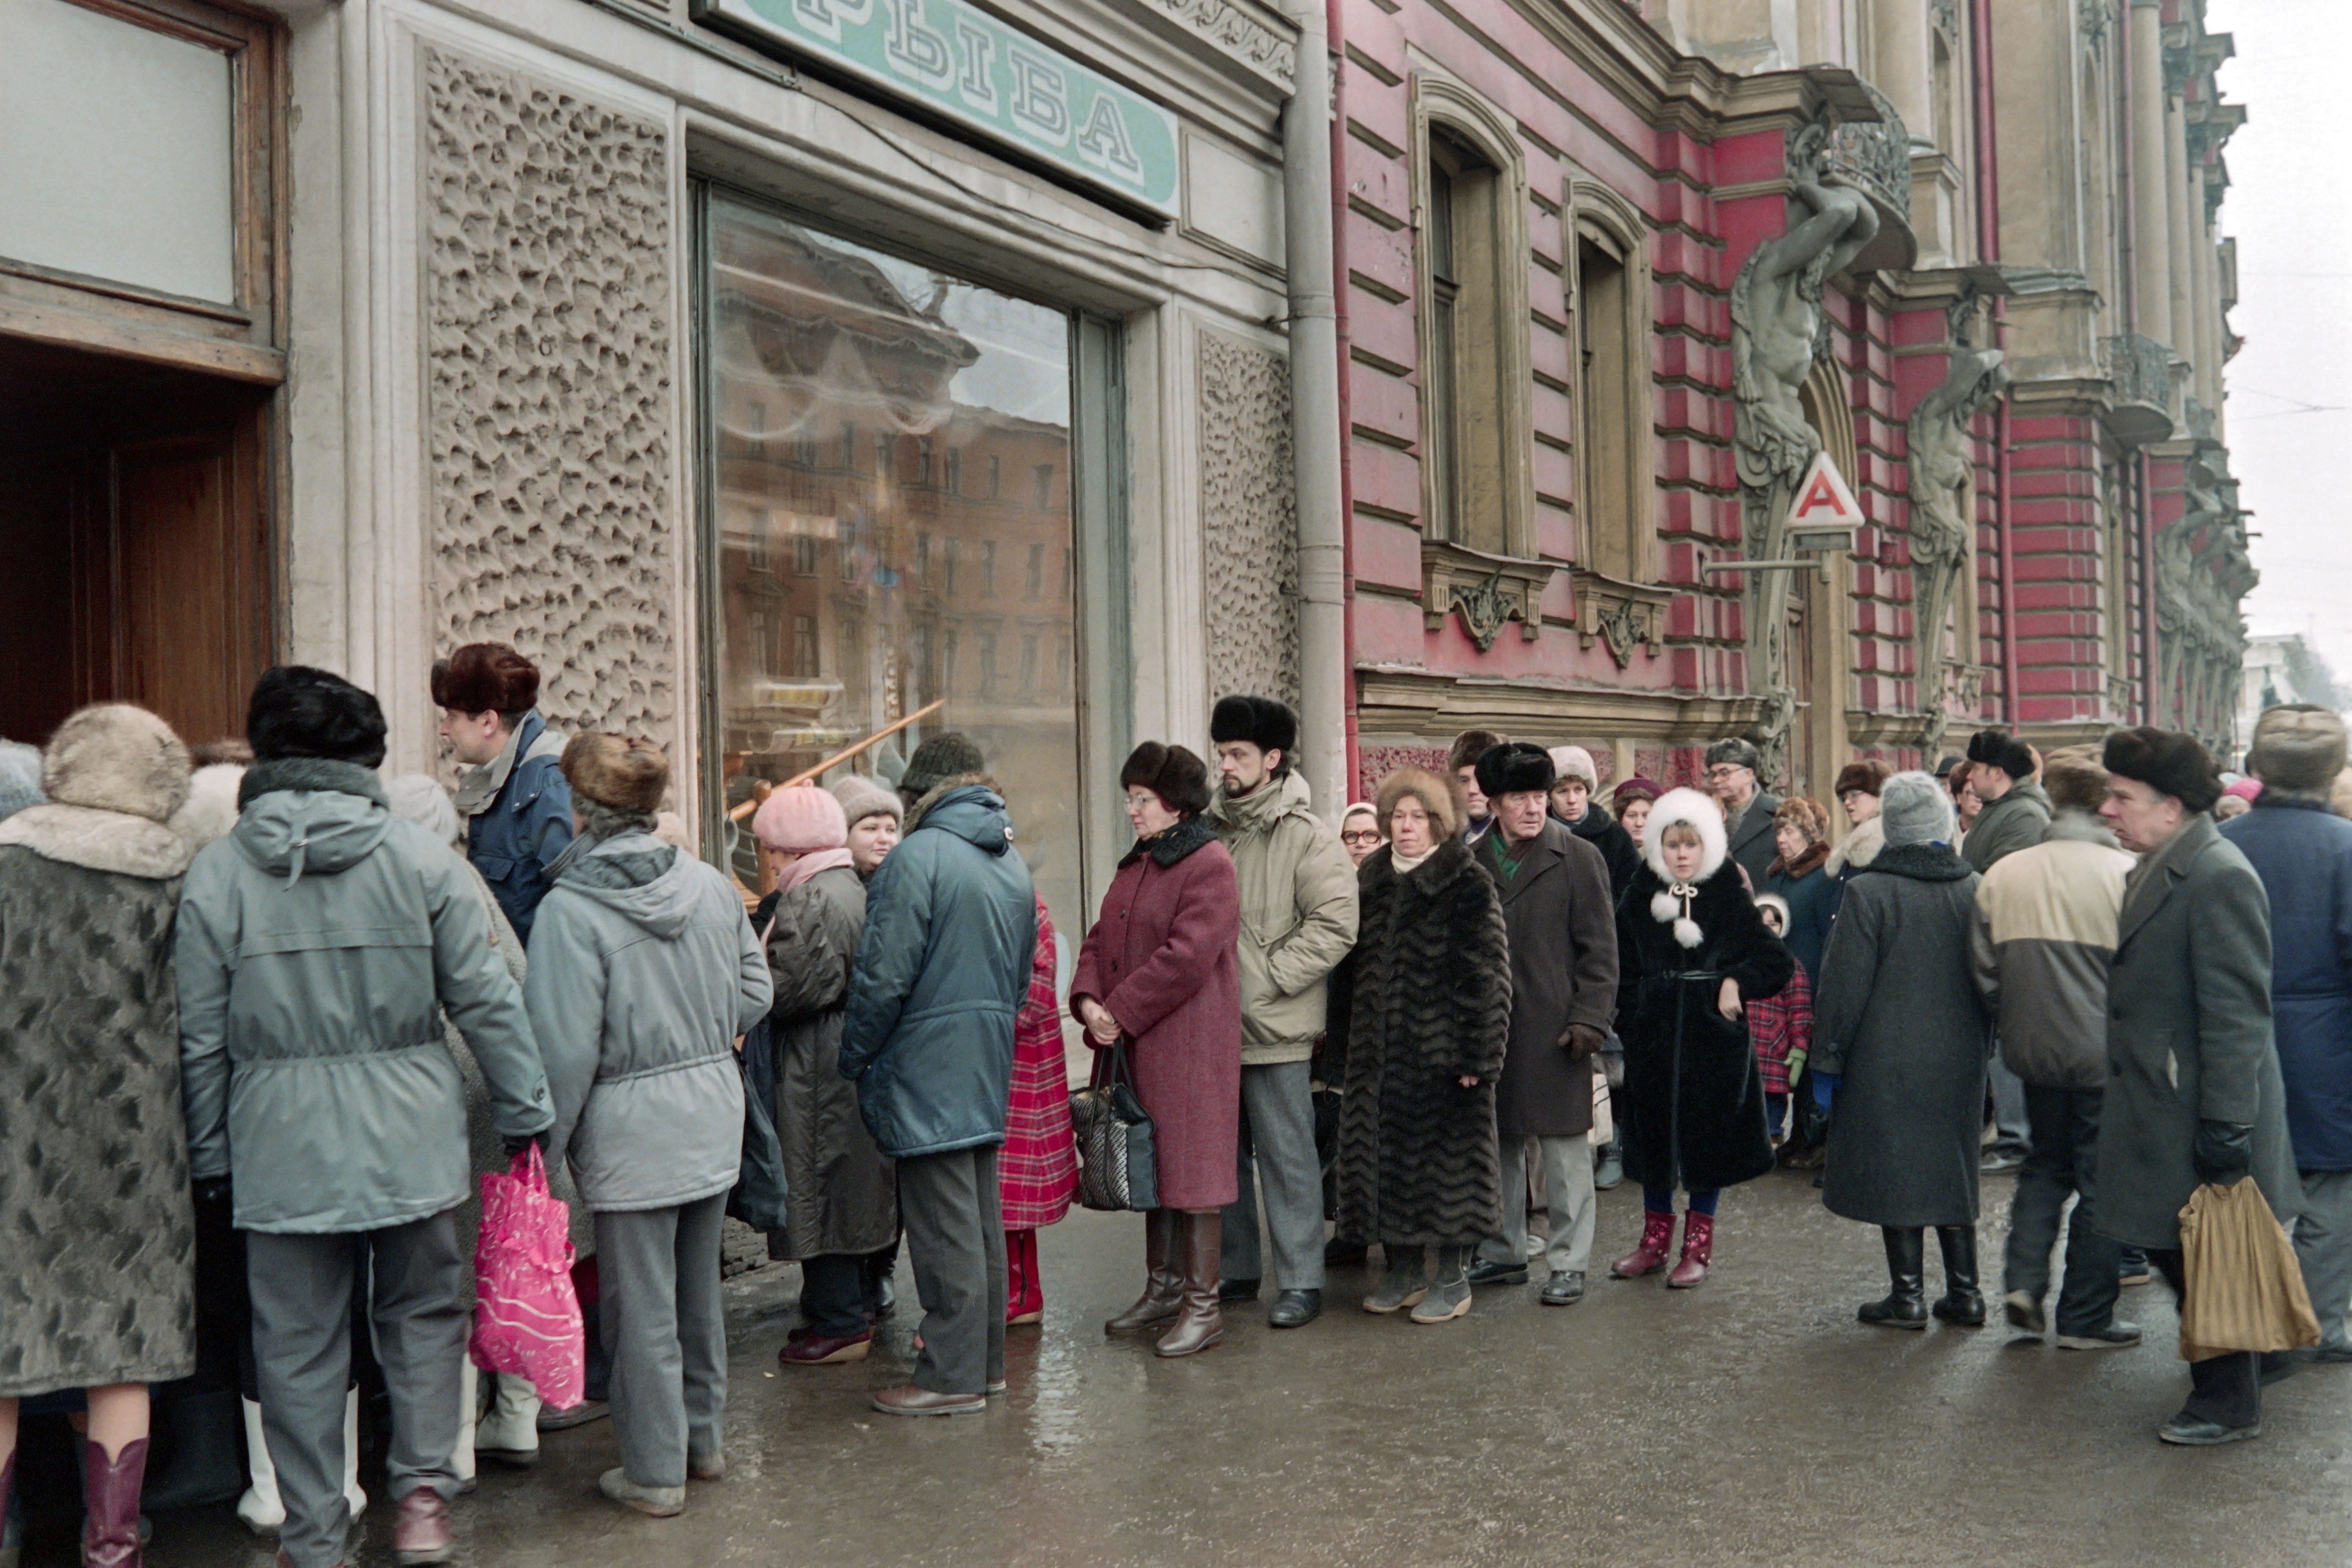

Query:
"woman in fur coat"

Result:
[[1325, 769, 1511, 1326], [0, 704, 198, 1563], [1609, 786, 1794, 1289]]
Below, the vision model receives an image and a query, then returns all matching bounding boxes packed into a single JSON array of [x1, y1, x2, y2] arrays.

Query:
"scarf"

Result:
[[452, 713, 563, 817], [1389, 844, 1437, 874], [1485, 829, 1524, 881], [1121, 813, 1219, 869], [780, 845, 856, 895]]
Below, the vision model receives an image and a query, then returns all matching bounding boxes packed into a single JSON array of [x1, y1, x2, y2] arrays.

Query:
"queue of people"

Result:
[[8, 660, 2352, 1567]]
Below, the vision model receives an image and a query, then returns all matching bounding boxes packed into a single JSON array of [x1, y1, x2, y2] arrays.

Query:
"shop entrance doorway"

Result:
[[0, 335, 271, 749]]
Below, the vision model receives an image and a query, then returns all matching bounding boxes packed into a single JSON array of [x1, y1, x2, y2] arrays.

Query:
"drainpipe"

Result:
[[2115, 0, 2159, 724], [1971, 0, 2019, 728], [1328, 0, 1360, 801], [1284, 0, 1348, 814]]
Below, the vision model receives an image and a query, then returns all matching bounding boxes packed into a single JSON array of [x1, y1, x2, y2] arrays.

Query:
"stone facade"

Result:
[[1198, 327, 1301, 709]]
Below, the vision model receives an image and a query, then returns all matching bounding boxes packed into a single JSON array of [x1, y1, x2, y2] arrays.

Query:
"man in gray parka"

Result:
[[527, 734, 771, 1517], [179, 667, 554, 1568]]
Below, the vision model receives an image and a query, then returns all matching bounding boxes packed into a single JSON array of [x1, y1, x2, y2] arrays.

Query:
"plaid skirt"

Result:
[[1001, 897, 1077, 1229]]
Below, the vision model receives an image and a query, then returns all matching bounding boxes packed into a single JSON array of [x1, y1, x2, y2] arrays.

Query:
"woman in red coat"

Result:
[[1001, 893, 1076, 1325], [1071, 742, 1243, 1358]]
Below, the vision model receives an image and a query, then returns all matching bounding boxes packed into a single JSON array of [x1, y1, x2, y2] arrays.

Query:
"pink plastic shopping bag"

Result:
[[469, 1144, 585, 1408]]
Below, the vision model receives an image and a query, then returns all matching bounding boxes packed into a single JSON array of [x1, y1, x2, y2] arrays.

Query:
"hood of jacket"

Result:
[[911, 782, 1017, 855], [553, 829, 694, 939], [1208, 769, 1313, 837], [232, 759, 394, 884]]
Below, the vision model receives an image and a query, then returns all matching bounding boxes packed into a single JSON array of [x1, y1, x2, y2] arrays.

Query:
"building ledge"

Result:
[[1420, 540, 1560, 651]]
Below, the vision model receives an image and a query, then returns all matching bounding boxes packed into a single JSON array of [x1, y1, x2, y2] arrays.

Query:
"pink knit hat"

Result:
[[751, 783, 847, 854]]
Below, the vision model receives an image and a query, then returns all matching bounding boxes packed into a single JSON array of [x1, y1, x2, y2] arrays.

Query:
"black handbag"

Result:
[[727, 1016, 792, 1233], [1069, 1042, 1159, 1212]]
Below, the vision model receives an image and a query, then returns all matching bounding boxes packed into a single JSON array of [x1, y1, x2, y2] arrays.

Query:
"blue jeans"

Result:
[[1641, 1185, 1719, 1216]]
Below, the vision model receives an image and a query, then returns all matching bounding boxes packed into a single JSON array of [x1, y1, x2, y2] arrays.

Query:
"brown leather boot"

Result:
[[81, 1438, 147, 1568], [1154, 1211, 1225, 1358], [1105, 1208, 1182, 1332]]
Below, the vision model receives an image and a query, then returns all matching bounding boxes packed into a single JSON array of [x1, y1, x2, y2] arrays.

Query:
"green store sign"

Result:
[[696, 0, 1182, 217]]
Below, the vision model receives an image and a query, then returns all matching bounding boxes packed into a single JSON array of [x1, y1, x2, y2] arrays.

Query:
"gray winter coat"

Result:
[[1727, 790, 1784, 889], [2096, 814, 2301, 1249], [529, 830, 772, 1213], [178, 760, 554, 1234], [1814, 842, 1991, 1228]]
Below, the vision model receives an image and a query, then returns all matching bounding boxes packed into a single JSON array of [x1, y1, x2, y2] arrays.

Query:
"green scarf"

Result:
[[1486, 828, 1523, 881]]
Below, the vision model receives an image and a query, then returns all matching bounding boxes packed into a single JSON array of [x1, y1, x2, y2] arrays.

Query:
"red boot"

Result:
[[1006, 1229, 1044, 1326], [1610, 1210, 1675, 1278], [1667, 1212, 1714, 1288], [82, 1438, 148, 1568]]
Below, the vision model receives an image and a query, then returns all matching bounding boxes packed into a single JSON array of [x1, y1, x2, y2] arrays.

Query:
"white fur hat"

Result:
[[1643, 786, 1727, 949], [169, 763, 247, 852]]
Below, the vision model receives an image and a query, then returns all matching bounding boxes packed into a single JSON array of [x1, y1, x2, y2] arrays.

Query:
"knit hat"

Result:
[[1120, 742, 1213, 816], [2223, 777, 2264, 803], [832, 773, 903, 830], [2102, 726, 2222, 814], [1967, 727, 2037, 781], [248, 666, 388, 767], [1210, 695, 1298, 765], [900, 731, 987, 799], [2248, 704, 2349, 795], [0, 738, 42, 823], [384, 773, 462, 851], [1475, 742, 1555, 800], [430, 643, 540, 718], [560, 733, 669, 813], [753, 783, 848, 853], [1548, 746, 1599, 790], [1833, 759, 1892, 800], [1879, 770, 1956, 847]]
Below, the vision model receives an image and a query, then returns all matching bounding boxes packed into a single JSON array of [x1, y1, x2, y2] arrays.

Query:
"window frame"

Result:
[[1566, 177, 1658, 584]]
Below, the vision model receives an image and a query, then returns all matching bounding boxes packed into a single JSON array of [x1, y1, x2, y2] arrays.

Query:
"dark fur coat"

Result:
[[1614, 861, 1794, 1195], [1325, 838, 1511, 1244]]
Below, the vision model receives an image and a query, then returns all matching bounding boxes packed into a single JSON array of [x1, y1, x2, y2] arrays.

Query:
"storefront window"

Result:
[[704, 195, 1083, 936]]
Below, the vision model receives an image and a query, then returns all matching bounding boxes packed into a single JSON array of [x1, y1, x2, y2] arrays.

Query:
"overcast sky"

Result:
[[2210, 0, 2352, 676]]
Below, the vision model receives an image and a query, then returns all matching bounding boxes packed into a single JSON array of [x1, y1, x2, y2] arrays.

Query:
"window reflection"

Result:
[[707, 198, 1083, 936]]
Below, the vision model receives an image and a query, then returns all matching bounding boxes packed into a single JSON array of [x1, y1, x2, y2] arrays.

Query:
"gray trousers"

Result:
[[1478, 1133, 1596, 1276], [2003, 1084, 2123, 1336], [1988, 1055, 2033, 1156], [246, 1211, 465, 1568], [595, 1194, 728, 1489], [897, 1147, 1006, 1397], [1222, 1060, 1327, 1291], [2295, 1169, 2352, 1354]]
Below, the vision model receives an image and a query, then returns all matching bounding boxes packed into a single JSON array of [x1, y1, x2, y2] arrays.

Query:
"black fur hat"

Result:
[[1210, 694, 1298, 768], [1474, 740, 1555, 800], [247, 666, 388, 767], [2102, 726, 2222, 814], [1967, 726, 2037, 781], [1120, 742, 1213, 816]]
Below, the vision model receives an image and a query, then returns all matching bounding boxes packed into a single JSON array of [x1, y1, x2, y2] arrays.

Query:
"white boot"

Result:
[[474, 1371, 542, 1468], [453, 1361, 479, 1489], [341, 1386, 367, 1519], [236, 1397, 284, 1537]]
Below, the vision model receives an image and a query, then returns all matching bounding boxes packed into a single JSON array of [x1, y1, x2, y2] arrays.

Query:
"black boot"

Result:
[[1932, 1225, 1986, 1325], [1859, 1227, 1928, 1329], [139, 1387, 245, 1511]]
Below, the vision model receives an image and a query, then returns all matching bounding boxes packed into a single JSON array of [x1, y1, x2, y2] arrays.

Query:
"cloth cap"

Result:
[[1879, 770, 1955, 847]]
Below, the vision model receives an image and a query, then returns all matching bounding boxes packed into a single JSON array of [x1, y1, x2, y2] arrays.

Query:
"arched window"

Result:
[[1410, 78, 1533, 560], [1569, 180, 1656, 582]]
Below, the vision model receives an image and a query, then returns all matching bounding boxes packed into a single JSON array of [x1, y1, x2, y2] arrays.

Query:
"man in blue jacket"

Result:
[[433, 643, 572, 943], [839, 735, 1036, 1416]]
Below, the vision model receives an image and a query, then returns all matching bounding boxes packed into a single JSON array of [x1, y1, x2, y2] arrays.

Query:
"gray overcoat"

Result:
[[2096, 814, 2300, 1249], [1475, 822, 1618, 1138], [1813, 842, 1991, 1229]]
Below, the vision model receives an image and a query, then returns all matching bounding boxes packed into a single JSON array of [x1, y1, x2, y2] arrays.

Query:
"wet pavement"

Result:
[[51, 1167, 2352, 1566]]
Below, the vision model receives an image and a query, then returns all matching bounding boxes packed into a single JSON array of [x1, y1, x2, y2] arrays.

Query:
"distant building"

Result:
[[2237, 633, 2348, 762]]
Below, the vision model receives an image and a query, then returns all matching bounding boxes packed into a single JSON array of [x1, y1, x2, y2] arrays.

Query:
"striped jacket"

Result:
[[1966, 811, 2134, 1091]]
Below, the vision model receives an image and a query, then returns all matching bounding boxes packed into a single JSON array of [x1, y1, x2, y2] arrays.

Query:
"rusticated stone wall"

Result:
[[422, 47, 676, 743], [1197, 328, 1299, 711]]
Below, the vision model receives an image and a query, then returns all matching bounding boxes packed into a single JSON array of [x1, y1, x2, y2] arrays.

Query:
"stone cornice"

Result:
[[1355, 665, 1766, 743], [1128, 0, 1298, 92]]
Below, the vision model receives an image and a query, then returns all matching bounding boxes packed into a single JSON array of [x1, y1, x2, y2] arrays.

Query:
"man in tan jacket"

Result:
[[1206, 696, 1361, 1328]]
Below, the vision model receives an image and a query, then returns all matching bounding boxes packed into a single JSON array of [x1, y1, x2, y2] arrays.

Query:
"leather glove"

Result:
[[1557, 1023, 1606, 1061], [503, 1130, 550, 1162], [2192, 1119, 2254, 1183], [192, 1176, 232, 1207]]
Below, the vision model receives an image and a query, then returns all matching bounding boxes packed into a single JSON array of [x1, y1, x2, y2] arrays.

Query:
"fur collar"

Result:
[[1122, 813, 1219, 869], [2043, 809, 2121, 848], [906, 771, 992, 830], [1768, 840, 1829, 880], [1632, 859, 1747, 949], [1640, 787, 1728, 885], [1853, 841, 1973, 883], [1826, 814, 1885, 875], [1364, 833, 1476, 892], [0, 801, 192, 880], [240, 757, 390, 809]]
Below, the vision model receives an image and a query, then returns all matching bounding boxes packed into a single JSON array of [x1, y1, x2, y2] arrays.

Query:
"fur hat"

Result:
[[1120, 742, 1213, 817], [0, 738, 43, 823], [1611, 776, 1663, 808], [1752, 891, 1792, 932], [2248, 705, 2349, 795], [2102, 726, 2222, 814], [900, 732, 987, 800], [1642, 787, 1727, 948], [1833, 759, 1892, 800], [832, 773, 903, 830], [560, 733, 669, 813], [1375, 767, 1463, 841], [1704, 737, 1761, 774], [1447, 728, 1508, 774], [41, 704, 190, 824], [1967, 727, 2038, 782], [171, 762, 249, 850], [384, 773, 462, 851], [430, 643, 540, 718], [1881, 770, 1956, 847], [1475, 741, 1555, 800], [1548, 746, 1599, 790], [2041, 747, 2110, 815], [249, 667, 387, 767], [1210, 695, 1298, 767], [1773, 795, 1832, 846], [753, 783, 848, 854]]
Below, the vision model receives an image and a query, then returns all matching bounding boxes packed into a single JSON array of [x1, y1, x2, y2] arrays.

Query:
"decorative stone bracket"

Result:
[[1421, 540, 1558, 652], [1570, 570, 1672, 668]]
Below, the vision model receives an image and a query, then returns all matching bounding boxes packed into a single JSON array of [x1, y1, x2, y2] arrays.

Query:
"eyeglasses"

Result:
[[1705, 765, 1750, 782], [1340, 830, 1382, 845]]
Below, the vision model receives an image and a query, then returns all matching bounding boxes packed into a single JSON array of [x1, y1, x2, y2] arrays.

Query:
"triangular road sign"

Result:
[[1785, 450, 1865, 529]]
